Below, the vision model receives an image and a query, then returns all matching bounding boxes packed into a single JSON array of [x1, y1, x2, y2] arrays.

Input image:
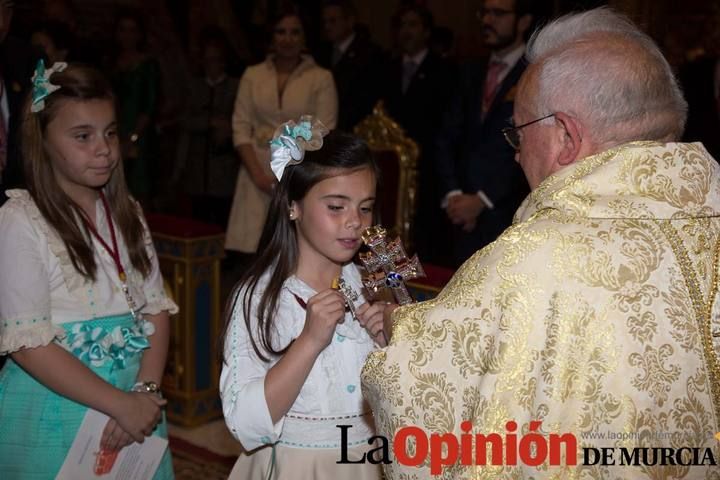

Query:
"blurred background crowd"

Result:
[[3, 0, 720, 269]]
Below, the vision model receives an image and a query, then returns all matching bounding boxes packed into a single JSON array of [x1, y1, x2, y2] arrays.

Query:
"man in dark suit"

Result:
[[436, 0, 533, 267], [317, 0, 385, 132], [382, 4, 456, 265], [0, 0, 42, 206], [680, 55, 720, 161]]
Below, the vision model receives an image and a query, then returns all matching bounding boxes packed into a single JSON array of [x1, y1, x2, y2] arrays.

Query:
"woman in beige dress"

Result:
[[225, 8, 338, 254]]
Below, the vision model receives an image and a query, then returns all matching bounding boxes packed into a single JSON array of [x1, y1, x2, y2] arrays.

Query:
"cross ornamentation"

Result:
[[358, 226, 425, 305], [333, 275, 389, 345], [336, 276, 360, 320]]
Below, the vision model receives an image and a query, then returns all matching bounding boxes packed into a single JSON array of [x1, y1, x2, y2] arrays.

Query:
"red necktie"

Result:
[[482, 60, 506, 116]]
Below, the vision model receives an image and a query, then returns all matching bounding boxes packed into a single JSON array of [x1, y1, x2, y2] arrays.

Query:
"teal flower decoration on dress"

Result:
[[269, 115, 329, 180], [65, 319, 154, 370], [30, 59, 68, 113]]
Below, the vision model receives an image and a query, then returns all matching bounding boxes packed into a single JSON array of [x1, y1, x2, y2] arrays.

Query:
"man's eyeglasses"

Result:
[[502, 113, 555, 150], [476, 8, 515, 19]]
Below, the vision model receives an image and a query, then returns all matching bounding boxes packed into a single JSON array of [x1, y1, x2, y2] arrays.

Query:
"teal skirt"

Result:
[[0, 313, 174, 479]]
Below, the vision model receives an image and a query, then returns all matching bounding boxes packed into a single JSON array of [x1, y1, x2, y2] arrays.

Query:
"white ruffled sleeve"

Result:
[[136, 207, 178, 316], [220, 287, 286, 451], [0, 195, 65, 354]]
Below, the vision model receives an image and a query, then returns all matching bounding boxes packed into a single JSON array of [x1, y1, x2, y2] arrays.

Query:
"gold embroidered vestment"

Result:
[[362, 142, 720, 479]]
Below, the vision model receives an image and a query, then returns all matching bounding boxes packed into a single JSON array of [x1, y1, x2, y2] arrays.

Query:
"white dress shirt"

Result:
[[402, 47, 429, 69], [335, 33, 356, 58], [489, 42, 525, 90]]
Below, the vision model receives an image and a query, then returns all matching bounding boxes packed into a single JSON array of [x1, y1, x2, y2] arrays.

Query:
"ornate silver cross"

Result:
[[358, 225, 425, 305]]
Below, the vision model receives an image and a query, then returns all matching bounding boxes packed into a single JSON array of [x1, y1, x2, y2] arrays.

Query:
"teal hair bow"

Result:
[[30, 59, 68, 113], [273, 121, 313, 144], [269, 115, 329, 180]]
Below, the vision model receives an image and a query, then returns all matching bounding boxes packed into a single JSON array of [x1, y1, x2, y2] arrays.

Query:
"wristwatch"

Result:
[[131, 381, 161, 396]]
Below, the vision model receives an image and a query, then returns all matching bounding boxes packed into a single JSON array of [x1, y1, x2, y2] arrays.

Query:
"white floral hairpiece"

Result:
[[269, 115, 329, 180], [31, 60, 68, 113]]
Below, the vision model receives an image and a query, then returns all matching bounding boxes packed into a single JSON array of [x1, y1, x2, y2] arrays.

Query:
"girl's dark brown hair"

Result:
[[21, 63, 151, 280], [223, 130, 378, 362]]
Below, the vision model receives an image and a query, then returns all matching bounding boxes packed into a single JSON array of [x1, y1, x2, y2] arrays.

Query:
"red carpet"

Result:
[[170, 436, 236, 479]]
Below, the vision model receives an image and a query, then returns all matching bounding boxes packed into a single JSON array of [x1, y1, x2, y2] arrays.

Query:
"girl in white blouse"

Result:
[[0, 63, 176, 478], [221, 118, 388, 479]]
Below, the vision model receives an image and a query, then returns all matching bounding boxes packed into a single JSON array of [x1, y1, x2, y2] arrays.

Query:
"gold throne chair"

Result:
[[354, 101, 419, 252]]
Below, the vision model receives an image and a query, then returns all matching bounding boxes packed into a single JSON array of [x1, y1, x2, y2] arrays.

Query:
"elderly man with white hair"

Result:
[[362, 8, 720, 479]]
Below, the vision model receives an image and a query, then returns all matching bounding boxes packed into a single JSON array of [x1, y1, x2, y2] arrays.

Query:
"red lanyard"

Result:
[[292, 293, 307, 309], [80, 191, 126, 283]]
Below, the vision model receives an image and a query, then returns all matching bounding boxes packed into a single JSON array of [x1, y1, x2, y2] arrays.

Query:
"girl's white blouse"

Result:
[[0, 190, 178, 354], [220, 263, 378, 451]]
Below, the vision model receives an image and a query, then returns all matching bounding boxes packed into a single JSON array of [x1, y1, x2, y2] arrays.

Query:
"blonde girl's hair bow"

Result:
[[31, 59, 68, 113], [269, 115, 329, 180]]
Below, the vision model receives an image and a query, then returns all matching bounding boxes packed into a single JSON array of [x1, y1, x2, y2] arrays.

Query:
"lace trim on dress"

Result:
[[6, 190, 178, 316], [0, 322, 67, 355]]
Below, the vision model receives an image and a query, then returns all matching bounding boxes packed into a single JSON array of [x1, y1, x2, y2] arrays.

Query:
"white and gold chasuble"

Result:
[[362, 142, 720, 479]]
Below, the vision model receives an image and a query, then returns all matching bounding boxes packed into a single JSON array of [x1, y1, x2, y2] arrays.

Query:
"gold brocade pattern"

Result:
[[361, 142, 720, 479], [658, 220, 720, 428]]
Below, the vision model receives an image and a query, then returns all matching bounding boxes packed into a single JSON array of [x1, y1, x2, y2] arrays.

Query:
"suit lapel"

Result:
[[468, 60, 489, 127], [485, 56, 526, 117], [336, 37, 357, 68], [405, 54, 432, 96], [391, 58, 404, 97]]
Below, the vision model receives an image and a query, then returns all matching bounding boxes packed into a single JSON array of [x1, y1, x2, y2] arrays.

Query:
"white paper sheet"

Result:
[[56, 409, 168, 479]]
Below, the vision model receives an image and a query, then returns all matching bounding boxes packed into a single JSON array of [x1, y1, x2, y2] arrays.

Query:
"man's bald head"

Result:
[[524, 8, 687, 148]]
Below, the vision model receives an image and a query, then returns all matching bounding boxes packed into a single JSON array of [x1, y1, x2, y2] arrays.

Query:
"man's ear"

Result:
[[554, 111, 583, 166]]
